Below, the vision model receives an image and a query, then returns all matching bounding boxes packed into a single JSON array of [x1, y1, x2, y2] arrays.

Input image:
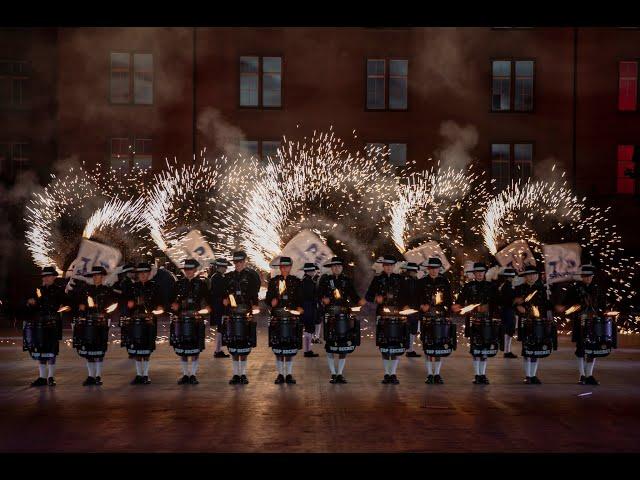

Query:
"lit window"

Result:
[[367, 59, 408, 110], [240, 56, 282, 108], [617, 145, 636, 194], [492, 61, 511, 111], [619, 61, 638, 111], [110, 52, 153, 105]]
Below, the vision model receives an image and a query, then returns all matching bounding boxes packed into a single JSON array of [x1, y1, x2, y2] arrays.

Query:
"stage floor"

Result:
[[1, 319, 639, 453]]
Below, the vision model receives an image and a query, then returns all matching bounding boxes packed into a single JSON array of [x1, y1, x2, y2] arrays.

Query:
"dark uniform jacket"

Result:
[[209, 272, 228, 320], [420, 275, 453, 313], [399, 274, 422, 310], [318, 273, 361, 307], [30, 283, 68, 317], [493, 280, 516, 328], [81, 284, 118, 314], [561, 281, 607, 343], [365, 272, 403, 314], [171, 276, 209, 312], [112, 276, 135, 316], [513, 280, 552, 317], [457, 280, 496, 313], [129, 280, 163, 316], [225, 268, 261, 308], [265, 274, 302, 311]]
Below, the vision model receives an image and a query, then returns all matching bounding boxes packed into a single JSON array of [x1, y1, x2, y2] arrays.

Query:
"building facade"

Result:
[[1, 26, 639, 241]]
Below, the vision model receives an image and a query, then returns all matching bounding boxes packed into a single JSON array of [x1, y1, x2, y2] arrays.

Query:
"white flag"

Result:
[[495, 239, 536, 273], [66, 239, 122, 288], [543, 242, 582, 284], [271, 229, 334, 279], [164, 229, 216, 268]]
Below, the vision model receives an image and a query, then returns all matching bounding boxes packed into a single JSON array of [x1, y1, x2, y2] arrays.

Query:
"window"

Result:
[[491, 143, 534, 190], [261, 141, 281, 161], [367, 58, 408, 110], [619, 61, 638, 111], [617, 145, 636, 194], [110, 52, 153, 105], [134, 138, 153, 170], [513, 143, 533, 182], [492, 60, 534, 112], [365, 142, 407, 166], [110, 137, 152, 171], [491, 143, 511, 190], [239, 56, 282, 108], [0, 60, 29, 108], [239, 140, 281, 161], [0, 141, 30, 178]]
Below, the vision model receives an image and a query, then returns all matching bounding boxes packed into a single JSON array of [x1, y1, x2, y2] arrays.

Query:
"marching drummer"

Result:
[[319, 256, 364, 384], [265, 256, 303, 385], [170, 258, 210, 385], [366, 254, 404, 385], [125, 262, 164, 385], [557, 264, 611, 385], [514, 265, 554, 384], [400, 262, 422, 358], [112, 262, 136, 317], [419, 257, 454, 384], [452, 262, 497, 385], [494, 267, 518, 359], [25, 266, 69, 387], [301, 262, 320, 358], [223, 250, 261, 385], [75, 266, 118, 386], [209, 257, 231, 359]]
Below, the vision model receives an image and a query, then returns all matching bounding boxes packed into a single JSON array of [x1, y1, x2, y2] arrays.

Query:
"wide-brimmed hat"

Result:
[[272, 256, 293, 267], [401, 262, 420, 271], [213, 258, 232, 267], [40, 266, 59, 277], [324, 256, 344, 267], [471, 262, 487, 272], [423, 257, 443, 268], [181, 258, 200, 270], [85, 266, 107, 277], [120, 262, 135, 273], [579, 264, 595, 276], [499, 267, 517, 277], [301, 262, 319, 272], [135, 262, 152, 272], [232, 251, 247, 262], [519, 265, 540, 276], [376, 255, 397, 265]]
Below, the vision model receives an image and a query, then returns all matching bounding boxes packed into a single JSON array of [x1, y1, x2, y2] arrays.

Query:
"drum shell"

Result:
[[375, 315, 409, 354], [23, 315, 59, 358], [581, 315, 616, 357], [222, 313, 257, 352], [72, 314, 109, 358], [126, 315, 157, 355], [268, 314, 303, 355], [170, 313, 205, 355], [324, 309, 360, 353], [469, 316, 501, 357], [420, 316, 456, 357]]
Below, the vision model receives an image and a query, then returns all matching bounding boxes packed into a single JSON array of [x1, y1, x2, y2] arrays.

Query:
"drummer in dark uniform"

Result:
[[170, 258, 210, 385], [209, 257, 231, 358], [452, 262, 497, 384], [265, 256, 302, 384], [75, 266, 118, 386], [301, 262, 320, 358], [112, 262, 136, 317], [557, 264, 609, 385], [319, 256, 364, 383], [223, 250, 260, 385], [514, 265, 554, 384], [419, 257, 453, 384], [494, 267, 518, 359], [366, 255, 404, 385], [25, 266, 69, 387], [125, 262, 163, 385], [400, 262, 422, 358]]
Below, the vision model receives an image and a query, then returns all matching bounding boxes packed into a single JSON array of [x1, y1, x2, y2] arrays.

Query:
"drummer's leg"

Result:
[[381, 352, 390, 375], [479, 355, 487, 376], [576, 346, 586, 382], [191, 354, 199, 376], [530, 357, 539, 379], [433, 356, 442, 376], [47, 356, 56, 380], [426, 356, 433, 376], [585, 354, 596, 378], [86, 358, 95, 378], [314, 322, 321, 342], [135, 355, 143, 377], [141, 355, 150, 378], [337, 353, 346, 376], [239, 355, 247, 377], [472, 355, 481, 377], [285, 355, 293, 376], [38, 359, 47, 379], [179, 354, 189, 376], [390, 354, 399, 376], [95, 357, 104, 379], [327, 353, 336, 375], [523, 356, 531, 378]]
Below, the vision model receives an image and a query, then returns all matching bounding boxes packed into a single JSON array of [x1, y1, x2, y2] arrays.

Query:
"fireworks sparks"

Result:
[[240, 129, 396, 272], [82, 197, 145, 240]]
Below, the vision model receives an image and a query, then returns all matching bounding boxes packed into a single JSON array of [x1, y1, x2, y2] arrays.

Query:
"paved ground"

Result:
[[1, 317, 639, 453]]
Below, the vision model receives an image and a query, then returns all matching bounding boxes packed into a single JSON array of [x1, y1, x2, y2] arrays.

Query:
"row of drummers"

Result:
[[22, 252, 617, 388]]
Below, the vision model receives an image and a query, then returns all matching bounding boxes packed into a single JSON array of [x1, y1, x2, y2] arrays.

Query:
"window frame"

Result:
[[364, 57, 410, 112], [615, 144, 637, 195], [617, 59, 639, 113], [0, 59, 30, 110], [364, 141, 408, 166], [490, 58, 536, 113], [238, 55, 284, 110], [109, 136, 153, 172], [109, 51, 155, 106], [490, 141, 535, 190]]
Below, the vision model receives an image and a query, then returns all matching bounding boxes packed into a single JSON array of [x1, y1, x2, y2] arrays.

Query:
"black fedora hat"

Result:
[[301, 262, 319, 272], [213, 257, 232, 267], [519, 265, 539, 276], [272, 256, 293, 267], [40, 266, 59, 277], [401, 262, 420, 271], [324, 256, 344, 267], [120, 262, 135, 273], [499, 267, 517, 277], [85, 266, 107, 277], [181, 258, 200, 270], [135, 262, 152, 272], [423, 257, 443, 268], [232, 251, 247, 262], [579, 264, 595, 276], [472, 262, 487, 272], [376, 255, 397, 265]]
